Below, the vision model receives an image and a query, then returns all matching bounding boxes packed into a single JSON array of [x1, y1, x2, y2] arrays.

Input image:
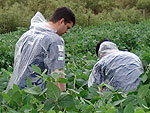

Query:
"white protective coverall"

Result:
[[6, 12, 65, 91], [88, 41, 144, 93]]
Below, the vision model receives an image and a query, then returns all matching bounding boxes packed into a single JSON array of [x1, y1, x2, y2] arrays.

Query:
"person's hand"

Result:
[[98, 86, 103, 97]]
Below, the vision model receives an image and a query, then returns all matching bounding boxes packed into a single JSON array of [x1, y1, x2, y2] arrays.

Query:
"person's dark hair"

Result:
[[96, 39, 111, 57], [50, 7, 75, 26]]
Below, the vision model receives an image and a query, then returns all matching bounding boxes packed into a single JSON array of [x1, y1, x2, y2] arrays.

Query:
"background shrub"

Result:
[[0, 0, 150, 33]]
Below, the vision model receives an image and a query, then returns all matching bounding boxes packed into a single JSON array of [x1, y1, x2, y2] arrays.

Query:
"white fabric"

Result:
[[6, 12, 64, 91], [88, 41, 144, 93], [98, 41, 119, 59]]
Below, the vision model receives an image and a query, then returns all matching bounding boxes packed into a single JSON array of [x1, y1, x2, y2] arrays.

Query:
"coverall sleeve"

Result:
[[88, 62, 104, 87], [44, 40, 65, 75]]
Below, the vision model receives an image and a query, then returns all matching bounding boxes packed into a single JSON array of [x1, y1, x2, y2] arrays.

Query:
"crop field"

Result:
[[0, 21, 150, 113]]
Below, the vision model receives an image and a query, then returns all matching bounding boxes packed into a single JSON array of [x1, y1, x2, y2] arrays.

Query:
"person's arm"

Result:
[[98, 86, 103, 97], [43, 38, 65, 92], [41, 34, 66, 91], [88, 61, 104, 95], [54, 69, 66, 92]]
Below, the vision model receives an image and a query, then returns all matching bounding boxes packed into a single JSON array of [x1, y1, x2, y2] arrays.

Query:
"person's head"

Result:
[[96, 39, 110, 57], [96, 40, 119, 59], [49, 7, 76, 36]]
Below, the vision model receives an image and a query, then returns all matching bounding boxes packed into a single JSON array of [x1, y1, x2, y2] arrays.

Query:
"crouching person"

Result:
[[88, 40, 144, 93]]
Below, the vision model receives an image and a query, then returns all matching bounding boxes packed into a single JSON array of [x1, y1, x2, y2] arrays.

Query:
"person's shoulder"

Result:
[[38, 32, 62, 46], [118, 51, 140, 60], [45, 32, 64, 43], [96, 58, 105, 66], [121, 51, 138, 57], [116, 51, 133, 56]]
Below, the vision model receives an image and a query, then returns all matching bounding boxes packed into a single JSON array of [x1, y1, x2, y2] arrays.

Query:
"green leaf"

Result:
[[99, 83, 105, 88], [27, 76, 32, 88], [43, 99, 55, 111], [80, 104, 94, 113], [138, 84, 150, 98], [12, 84, 20, 92], [51, 72, 61, 80], [24, 86, 41, 95], [142, 73, 148, 83], [57, 78, 69, 83], [20, 104, 32, 112], [88, 84, 99, 97], [7, 106, 19, 113], [106, 107, 117, 113], [122, 95, 137, 107], [22, 94, 32, 105], [2, 92, 11, 102], [46, 82, 61, 100], [31, 65, 41, 74], [12, 91, 22, 105], [134, 109, 145, 113], [103, 83, 114, 91], [113, 99, 126, 106], [58, 94, 75, 108], [48, 110, 56, 113], [124, 103, 134, 113], [58, 111, 64, 113], [31, 109, 38, 113], [79, 90, 88, 97], [137, 97, 148, 108]]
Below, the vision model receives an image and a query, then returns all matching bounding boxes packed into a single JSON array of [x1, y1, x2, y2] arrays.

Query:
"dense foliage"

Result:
[[0, 20, 150, 112], [1, 0, 150, 33]]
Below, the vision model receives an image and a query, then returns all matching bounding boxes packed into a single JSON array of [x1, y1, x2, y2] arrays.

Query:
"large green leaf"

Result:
[[58, 94, 75, 108], [46, 82, 61, 100], [24, 86, 41, 95], [124, 103, 134, 113]]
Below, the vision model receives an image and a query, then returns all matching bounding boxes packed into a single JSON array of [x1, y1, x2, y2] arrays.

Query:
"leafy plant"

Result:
[[1, 20, 150, 112]]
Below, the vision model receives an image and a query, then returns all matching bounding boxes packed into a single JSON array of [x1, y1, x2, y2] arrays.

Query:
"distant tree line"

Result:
[[0, 0, 150, 33]]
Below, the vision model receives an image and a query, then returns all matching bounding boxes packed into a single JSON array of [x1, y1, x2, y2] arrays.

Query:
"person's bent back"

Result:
[[88, 41, 144, 93]]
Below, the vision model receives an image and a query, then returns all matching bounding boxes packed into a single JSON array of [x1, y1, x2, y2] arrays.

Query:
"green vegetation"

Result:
[[0, 20, 150, 112], [1, 0, 150, 33]]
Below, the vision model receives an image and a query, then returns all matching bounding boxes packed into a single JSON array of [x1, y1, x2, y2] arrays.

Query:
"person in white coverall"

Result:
[[88, 40, 144, 93], [6, 7, 76, 92]]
